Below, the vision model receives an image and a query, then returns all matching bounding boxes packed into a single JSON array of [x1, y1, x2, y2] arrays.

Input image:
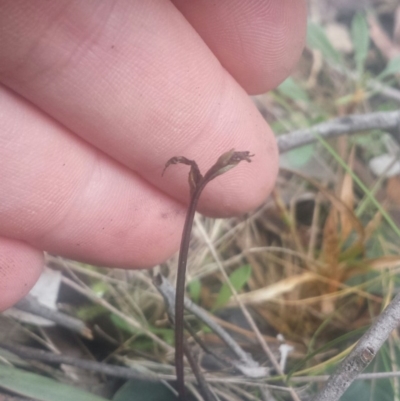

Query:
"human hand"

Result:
[[0, 0, 307, 310]]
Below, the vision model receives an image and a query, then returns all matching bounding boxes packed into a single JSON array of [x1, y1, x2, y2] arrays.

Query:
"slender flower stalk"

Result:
[[163, 149, 253, 400]]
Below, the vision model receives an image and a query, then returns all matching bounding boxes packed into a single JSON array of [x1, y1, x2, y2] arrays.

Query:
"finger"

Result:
[[172, 0, 308, 94], [0, 0, 278, 217], [0, 86, 184, 268], [0, 237, 44, 312]]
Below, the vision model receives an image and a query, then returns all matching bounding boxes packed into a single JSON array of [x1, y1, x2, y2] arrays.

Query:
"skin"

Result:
[[0, 0, 307, 311]]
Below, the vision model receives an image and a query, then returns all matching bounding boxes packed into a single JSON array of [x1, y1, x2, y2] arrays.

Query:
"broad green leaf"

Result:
[[341, 346, 394, 401], [341, 379, 393, 401], [351, 12, 369, 75], [307, 22, 342, 65], [213, 265, 252, 310], [113, 379, 177, 401], [188, 278, 201, 303], [0, 364, 108, 401], [377, 56, 400, 80], [278, 77, 310, 103]]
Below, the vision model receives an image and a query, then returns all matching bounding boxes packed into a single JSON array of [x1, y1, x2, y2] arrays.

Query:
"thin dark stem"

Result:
[[182, 338, 218, 401], [163, 149, 253, 401], [164, 150, 253, 401], [175, 179, 208, 401]]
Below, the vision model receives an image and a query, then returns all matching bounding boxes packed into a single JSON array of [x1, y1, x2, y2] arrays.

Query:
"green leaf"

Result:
[[341, 379, 393, 401], [91, 281, 108, 297], [188, 278, 201, 303], [76, 304, 107, 320], [113, 379, 177, 401], [278, 77, 310, 103], [351, 12, 369, 76], [377, 56, 400, 80], [307, 22, 342, 65], [213, 265, 252, 310], [0, 364, 108, 401], [335, 93, 357, 106]]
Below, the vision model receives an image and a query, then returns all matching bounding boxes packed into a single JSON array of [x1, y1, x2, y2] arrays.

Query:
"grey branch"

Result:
[[0, 395, 37, 401], [277, 110, 400, 153], [312, 292, 400, 401], [153, 274, 268, 378], [14, 295, 92, 339], [292, 370, 400, 383], [0, 342, 166, 382], [0, 342, 291, 393]]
